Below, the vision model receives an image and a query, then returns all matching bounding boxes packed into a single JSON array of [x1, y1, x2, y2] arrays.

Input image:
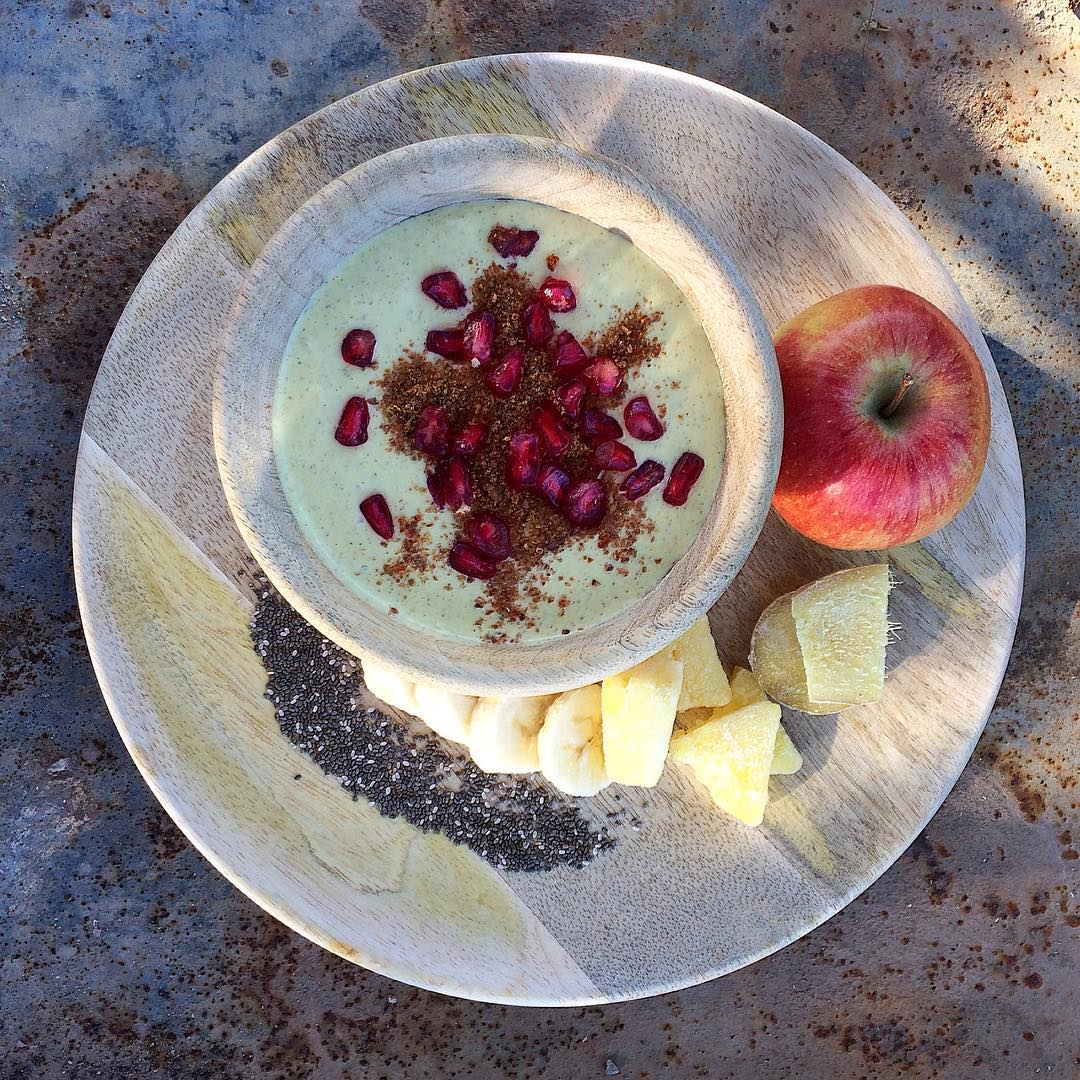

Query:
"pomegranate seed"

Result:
[[530, 401, 571, 459], [449, 541, 497, 580], [664, 452, 705, 506], [426, 328, 465, 360], [580, 408, 622, 445], [564, 479, 607, 527], [537, 463, 570, 508], [591, 440, 637, 472], [583, 356, 622, 396], [359, 494, 393, 539], [442, 456, 473, 510], [452, 420, 488, 456], [539, 277, 576, 312], [555, 377, 586, 419], [624, 395, 664, 440], [463, 310, 496, 365], [341, 328, 376, 368], [552, 330, 588, 374], [522, 299, 554, 347], [421, 270, 467, 309], [620, 459, 666, 500], [413, 403, 450, 457], [506, 432, 540, 490], [428, 456, 472, 510], [467, 513, 511, 561], [488, 225, 539, 259], [485, 347, 524, 397], [334, 397, 369, 446]]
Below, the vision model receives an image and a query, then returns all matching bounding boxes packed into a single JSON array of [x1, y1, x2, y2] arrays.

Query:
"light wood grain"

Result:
[[214, 134, 780, 696], [72, 54, 1024, 1004]]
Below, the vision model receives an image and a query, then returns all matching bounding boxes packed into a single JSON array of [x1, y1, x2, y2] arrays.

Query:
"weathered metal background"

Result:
[[1, 2, 1076, 1076]]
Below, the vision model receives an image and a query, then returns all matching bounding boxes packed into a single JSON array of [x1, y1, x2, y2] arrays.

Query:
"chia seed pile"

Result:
[[250, 579, 615, 872]]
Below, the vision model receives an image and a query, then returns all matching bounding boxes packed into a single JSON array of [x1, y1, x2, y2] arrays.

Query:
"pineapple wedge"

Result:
[[725, 666, 802, 775], [602, 652, 684, 787], [792, 564, 891, 705], [670, 701, 781, 825], [669, 618, 732, 711], [771, 726, 803, 775], [748, 592, 847, 714]]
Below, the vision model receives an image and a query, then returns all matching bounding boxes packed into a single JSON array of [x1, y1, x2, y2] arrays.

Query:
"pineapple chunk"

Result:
[[670, 701, 781, 825], [792, 564, 891, 705], [727, 665, 767, 711], [669, 618, 731, 711], [771, 725, 803, 775], [748, 593, 847, 714], [602, 652, 684, 787]]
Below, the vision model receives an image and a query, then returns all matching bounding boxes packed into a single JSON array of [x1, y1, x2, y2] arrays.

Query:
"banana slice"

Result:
[[468, 695, 555, 774], [413, 682, 476, 745], [537, 686, 609, 797], [361, 657, 418, 714]]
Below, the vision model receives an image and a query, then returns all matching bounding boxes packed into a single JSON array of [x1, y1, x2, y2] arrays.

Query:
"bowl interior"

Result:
[[213, 134, 780, 695]]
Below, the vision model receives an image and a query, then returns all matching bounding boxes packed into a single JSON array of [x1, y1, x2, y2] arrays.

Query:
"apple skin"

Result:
[[772, 285, 990, 550]]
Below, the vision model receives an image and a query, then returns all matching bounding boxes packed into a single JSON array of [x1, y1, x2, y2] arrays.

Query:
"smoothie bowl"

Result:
[[214, 136, 780, 696]]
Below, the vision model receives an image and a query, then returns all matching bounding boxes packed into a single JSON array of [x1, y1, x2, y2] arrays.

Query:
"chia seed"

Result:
[[249, 578, 614, 872]]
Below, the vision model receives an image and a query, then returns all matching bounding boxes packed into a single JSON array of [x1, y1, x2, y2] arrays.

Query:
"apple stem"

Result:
[[881, 373, 914, 419]]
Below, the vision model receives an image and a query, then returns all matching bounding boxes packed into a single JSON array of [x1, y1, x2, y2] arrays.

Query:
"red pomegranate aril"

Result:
[[530, 401, 572, 459], [421, 270, 467, 309], [506, 432, 540, 490], [591, 440, 637, 472], [580, 408, 622, 446], [539, 277, 577, 312], [555, 377, 586, 419], [427, 466, 447, 509], [583, 356, 622, 396], [413, 403, 450, 457], [486, 346, 524, 397], [359, 494, 394, 539], [463, 310, 496, 365], [663, 452, 705, 506], [334, 397, 370, 446], [563, 479, 607, 527], [624, 395, 665, 441], [488, 225, 540, 259], [522, 299, 554, 348], [425, 328, 465, 360], [452, 420, 488, 456], [449, 541, 497, 580], [620, 459, 666, 500], [442, 456, 473, 510], [341, 328, 376, 368], [537, 463, 571, 508], [467, 513, 511, 561], [552, 330, 588, 374]]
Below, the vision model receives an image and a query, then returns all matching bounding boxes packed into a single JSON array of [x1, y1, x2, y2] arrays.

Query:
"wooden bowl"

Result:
[[214, 135, 779, 696]]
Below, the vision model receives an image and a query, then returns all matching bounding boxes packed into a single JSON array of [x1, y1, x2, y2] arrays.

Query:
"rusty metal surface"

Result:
[[1, 2, 1077, 1076]]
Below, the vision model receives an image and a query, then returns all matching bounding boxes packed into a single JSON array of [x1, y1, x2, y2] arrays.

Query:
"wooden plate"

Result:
[[72, 54, 1023, 1005], [213, 133, 780, 696]]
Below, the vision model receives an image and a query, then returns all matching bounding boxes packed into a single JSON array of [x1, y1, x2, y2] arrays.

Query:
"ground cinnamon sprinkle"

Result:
[[375, 261, 664, 636]]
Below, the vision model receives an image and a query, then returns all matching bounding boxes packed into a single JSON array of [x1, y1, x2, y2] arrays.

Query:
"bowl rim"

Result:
[[213, 133, 781, 695]]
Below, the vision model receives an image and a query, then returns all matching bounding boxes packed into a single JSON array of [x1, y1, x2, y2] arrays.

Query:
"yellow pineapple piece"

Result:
[[748, 593, 847, 714], [601, 652, 684, 787], [670, 701, 781, 825], [792, 564, 891, 705], [727, 665, 767, 711], [771, 725, 803, 775], [669, 618, 731, 711]]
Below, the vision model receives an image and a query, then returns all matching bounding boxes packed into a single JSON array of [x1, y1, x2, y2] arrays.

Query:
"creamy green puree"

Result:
[[273, 199, 725, 643]]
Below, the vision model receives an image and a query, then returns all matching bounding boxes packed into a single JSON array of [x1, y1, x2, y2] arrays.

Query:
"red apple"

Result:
[[772, 285, 990, 550]]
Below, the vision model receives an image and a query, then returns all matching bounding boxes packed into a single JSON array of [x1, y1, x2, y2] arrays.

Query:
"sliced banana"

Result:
[[413, 681, 476, 745], [538, 686, 609, 797], [361, 657, 418, 714], [468, 695, 555, 774]]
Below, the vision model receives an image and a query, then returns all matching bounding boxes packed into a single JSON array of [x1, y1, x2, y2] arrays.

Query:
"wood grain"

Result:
[[72, 54, 1024, 1005], [213, 134, 780, 696]]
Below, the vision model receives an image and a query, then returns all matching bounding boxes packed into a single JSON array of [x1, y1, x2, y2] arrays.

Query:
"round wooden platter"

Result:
[[72, 54, 1024, 1005]]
